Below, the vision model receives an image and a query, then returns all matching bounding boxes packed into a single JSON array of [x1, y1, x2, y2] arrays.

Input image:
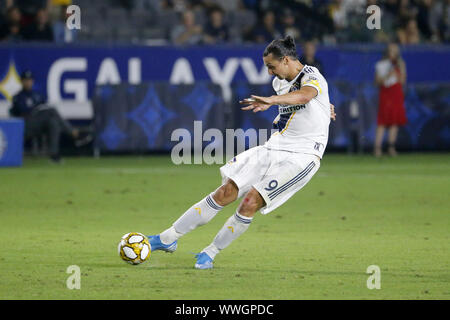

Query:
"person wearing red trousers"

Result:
[[374, 43, 407, 157]]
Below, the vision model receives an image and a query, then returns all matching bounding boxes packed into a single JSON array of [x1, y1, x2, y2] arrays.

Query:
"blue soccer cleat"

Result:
[[194, 252, 214, 269], [147, 235, 177, 253]]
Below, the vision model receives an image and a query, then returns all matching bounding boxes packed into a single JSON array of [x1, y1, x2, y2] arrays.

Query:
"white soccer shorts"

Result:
[[219, 145, 320, 214]]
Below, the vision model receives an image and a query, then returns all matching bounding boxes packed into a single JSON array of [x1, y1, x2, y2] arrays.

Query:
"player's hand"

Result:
[[330, 103, 336, 121], [239, 95, 273, 113]]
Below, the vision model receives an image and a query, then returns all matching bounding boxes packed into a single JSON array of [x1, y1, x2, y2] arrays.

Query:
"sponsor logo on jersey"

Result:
[[302, 75, 318, 82], [314, 142, 323, 151], [279, 104, 306, 114]]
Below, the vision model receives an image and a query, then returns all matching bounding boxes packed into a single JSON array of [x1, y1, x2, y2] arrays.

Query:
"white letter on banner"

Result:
[[47, 58, 87, 102], [240, 58, 271, 84], [170, 58, 195, 84], [128, 58, 141, 84], [96, 58, 121, 85], [203, 57, 239, 102]]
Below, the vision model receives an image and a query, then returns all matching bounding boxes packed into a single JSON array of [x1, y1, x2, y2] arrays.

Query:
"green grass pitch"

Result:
[[0, 153, 449, 300]]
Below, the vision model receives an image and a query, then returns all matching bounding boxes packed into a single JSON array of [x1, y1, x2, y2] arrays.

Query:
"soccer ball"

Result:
[[118, 232, 151, 265]]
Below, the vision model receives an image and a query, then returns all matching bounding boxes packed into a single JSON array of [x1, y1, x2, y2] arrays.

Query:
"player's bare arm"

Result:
[[239, 86, 317, 113], [239, 97, 271, 112], [267, 85, 318, 106], [240, 92, 337, 121]]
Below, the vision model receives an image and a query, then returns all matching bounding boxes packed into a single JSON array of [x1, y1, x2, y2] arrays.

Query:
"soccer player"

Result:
[[148, 36, 335, 269]]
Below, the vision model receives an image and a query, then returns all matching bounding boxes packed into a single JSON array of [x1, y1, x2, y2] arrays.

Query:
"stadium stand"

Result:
[[0, 0, 448, 45]]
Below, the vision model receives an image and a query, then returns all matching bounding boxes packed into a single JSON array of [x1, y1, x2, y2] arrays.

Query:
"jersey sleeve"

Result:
[[300, 73, 323, 96], [272, 77, 281, 94]]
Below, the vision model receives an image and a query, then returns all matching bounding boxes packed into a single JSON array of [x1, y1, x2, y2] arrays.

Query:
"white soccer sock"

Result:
[[160, 193, 223, 244], [203, 211, 253, 259]]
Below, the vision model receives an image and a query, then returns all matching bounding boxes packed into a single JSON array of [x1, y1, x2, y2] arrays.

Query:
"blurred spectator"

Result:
[[347, 0, 365, 14], [203, 6, 229, 44], [0, 6, 23, 42], [0, 0, 14, 14], [49, 0, 72, 22], [111, 0, 134, 11], [1, 0, 444, 45], [397, 18, 421, 44], [240, 0, 259, 12], [172, 0, 190, 13], [288, 0, 332, 43], [228, 0, 257, 43], [53, 5, 78, 43], [432, 0, 450, 43], [328, 0, 348, 30], [149, 0, 174, 14], [346, 0, 382, 43], [398, 0, 418, 23], [205, 0, 240, 12], [444, 0, 450, 42], [171, 10, 203, 45], [145, 0, 190, 14], [299, 41, 324, 75], [374, 43, 407, 157], [51, 0, 71, 4], [383, 0, 399, 16], [377, 0, 398, 39], [22, 7, 54, 41], [131, 0, 155, 10], [328, 0, 349, 42], [280, 8, 301, 42], [418, 0, 450, 43], [15, 0, 50, 26], [416, 0, 434, 40], [9, 70, 89, 163], [251, 10, 282, 44]]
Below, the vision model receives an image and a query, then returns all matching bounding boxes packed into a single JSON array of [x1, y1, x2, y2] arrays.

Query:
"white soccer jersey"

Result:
[[264, 65, 331, 159]]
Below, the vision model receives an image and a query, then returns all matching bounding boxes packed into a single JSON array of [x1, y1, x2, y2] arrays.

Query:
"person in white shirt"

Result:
[[147, 35, 336, 269], [374, 43, 407, 157]]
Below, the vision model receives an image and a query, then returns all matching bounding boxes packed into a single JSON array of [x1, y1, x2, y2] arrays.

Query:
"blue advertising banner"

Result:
[[1, 44, 449, 105], [0, 118, 24, 167], [93, 80, 450, 153], [232, 81, 450, 151], [93, 82, 226, 152], [0, 44, 449, 151]]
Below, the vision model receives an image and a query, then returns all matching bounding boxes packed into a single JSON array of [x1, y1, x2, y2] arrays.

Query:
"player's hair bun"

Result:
[[283, 35, 296, 49], [263, 35, 298, 60]]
